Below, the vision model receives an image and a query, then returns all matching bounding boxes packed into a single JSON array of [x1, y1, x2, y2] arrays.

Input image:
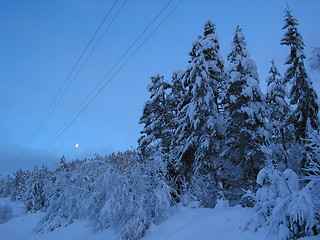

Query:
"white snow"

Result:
[[282, 168, 299, 192], [143, 206, 266, 240], [0, 209, 115, 240], [0, 197, 25, 221], [0, 198, 319, 240]]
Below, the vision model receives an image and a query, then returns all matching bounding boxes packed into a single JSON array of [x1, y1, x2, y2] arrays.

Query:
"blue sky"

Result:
[[0, 0, 319, 175]]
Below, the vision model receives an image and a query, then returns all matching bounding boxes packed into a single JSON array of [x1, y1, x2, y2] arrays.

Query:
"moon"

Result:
[[75, 144, 79, 148]]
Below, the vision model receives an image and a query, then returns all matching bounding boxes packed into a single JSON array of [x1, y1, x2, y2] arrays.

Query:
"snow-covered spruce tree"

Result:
[[175, 20, 224, 207], [281, 8, 319, 145], [265, 60, 293, 168], [164, 70, 185, 196], [0, 174, 14, 198], [221, 26, 268, 203], [137, 74, 176, 205], [26, 165, 46, 212], [162, 72, 185, 155], [166, 71, 185, 151], [138, 74, 170, 160], [10, 169, 31, 202]]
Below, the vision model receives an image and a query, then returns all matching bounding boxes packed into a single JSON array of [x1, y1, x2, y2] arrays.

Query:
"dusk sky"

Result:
[[1, 0, 319, 175]]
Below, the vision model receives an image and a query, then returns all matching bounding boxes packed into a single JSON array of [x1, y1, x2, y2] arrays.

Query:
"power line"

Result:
[[38, 0, 184, 156], [26, 0, 119, 145], [38, 0, 175, 154], [37, 0, 175, 155], [58, 0, 174, 131], [13, 0, 121, 169], [42, 0, 129, 131]]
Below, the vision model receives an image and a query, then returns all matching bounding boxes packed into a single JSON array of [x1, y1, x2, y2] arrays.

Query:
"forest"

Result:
[[0, 8, 320, 240]]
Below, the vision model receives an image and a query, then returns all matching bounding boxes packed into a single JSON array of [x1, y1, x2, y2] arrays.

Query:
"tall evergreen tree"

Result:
[[26, 166, 46, 212], [11, 169, 30, 202], [175, 20, 224, 206], [281, 8, 319, 142], [163, 71, 185, 155], [165, 71, 185, 190], [167, 71, 185, 149], [138, 74, 170, 160], [222, 26, 268, 202], [265, 60, 292, 168]]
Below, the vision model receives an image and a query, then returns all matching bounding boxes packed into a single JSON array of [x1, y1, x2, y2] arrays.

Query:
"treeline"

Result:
[[0, 8, 319, 240], [136, 8, 320, 238], [137, 9, 318, 206]]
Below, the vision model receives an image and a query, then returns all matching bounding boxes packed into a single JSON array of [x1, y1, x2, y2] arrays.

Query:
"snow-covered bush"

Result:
[[114, 151, 172, 240], [267, 180, 317, 239], [33, 152, 172, 240], [245, 166, 319, 239], [36, 158, 107, 232], [305, 128, 320, 223]]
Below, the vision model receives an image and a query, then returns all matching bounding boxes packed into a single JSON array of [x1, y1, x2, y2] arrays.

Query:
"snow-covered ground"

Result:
[[0, 198, 115, 240], [143, 205, 267, 240], [0, 198, 319, 240]]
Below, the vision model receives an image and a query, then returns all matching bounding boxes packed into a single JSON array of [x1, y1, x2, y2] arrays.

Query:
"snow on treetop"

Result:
[[241, 59, 258, 79], [228, 27, 250, 65], [201, 35, 219, 50], [203, 20, 215, 36], [234, 26, 246, 45], [282, 8, 299, 30]]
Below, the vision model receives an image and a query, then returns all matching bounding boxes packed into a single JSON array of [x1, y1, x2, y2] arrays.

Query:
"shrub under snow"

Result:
[[34, 153, 172, 240], [244, 166, 319, 239]]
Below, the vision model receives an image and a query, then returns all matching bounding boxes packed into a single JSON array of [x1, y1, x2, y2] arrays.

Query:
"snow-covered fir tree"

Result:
[[26, 165, 46, 212], [10, 169, 30, 202], [222, 26, 268, 203], [175, 20, 224, 207], [166, 70, 185, 152], [1, 13, 320, 240], [0, 174, 13, 198], [164, 70, 186, 196], [138, 74, 170, 160], [281, 8, 319, 143], [265, 60, 293, 168]]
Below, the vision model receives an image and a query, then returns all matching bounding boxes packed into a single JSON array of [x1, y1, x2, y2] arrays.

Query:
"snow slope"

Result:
[[0, 197, 25, 221], [0, 198, 115, 240], [143, 206, 267, 240], [0, 215, 115, 240], [0, 198, 319, 240]]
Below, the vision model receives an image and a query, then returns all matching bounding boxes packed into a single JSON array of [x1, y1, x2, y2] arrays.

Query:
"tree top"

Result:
[[203, 20, 215, 36]]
